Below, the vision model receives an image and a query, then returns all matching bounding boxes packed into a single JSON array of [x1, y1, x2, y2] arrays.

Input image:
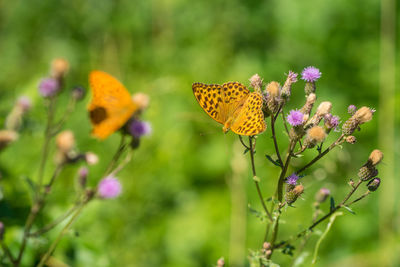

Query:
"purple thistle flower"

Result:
[[287, 110, 304, 126], [348, 105, 357, 114], [287, 71, 298, 83], [301, 66, 321, 82], [97, 176, 122, 199], [38, 78, 60, 97], [129, 120, 152, 138], [286, 173, 300, 185]]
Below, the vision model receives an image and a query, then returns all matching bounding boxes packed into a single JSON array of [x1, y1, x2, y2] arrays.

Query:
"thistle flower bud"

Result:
[[56, 130, 75, 153], [358, 166, 378, 181], [217, 258, 225, 267], [0, 130, 18, 151], [72, 86, 85, 101], [0, 221, 4, 240], [51, 58, 69, 80], [85, 152, 99, 165], [324, 114, 340, 130], [348, 105, 357, 115], [285, 185, 304, 204], [265, 82, 281, 113], [281, 71, 298, 98], [78, 167, 89, 188], [368, 149, 383, 166], [249, 74, 263, 92], [315, 188, 330, 203], [303, 126, 326, 148], [345, 136, 357, 144], [367, 178, 381, 192], [316, 102, 332, 117], [342, 107, 374, 135], [132, 93, 150, 111], [39, 78, 60, 98], [300, 93, 316, 115]]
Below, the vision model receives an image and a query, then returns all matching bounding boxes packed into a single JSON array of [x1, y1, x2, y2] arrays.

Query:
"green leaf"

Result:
[[265, 154, 282, 167], [343, 205, 356, 215], [330, 197, 335, 212], [243, 148, 249, 154]]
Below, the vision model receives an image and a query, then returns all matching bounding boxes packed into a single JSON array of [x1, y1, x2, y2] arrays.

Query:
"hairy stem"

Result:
[[270, 114, 283, 168]]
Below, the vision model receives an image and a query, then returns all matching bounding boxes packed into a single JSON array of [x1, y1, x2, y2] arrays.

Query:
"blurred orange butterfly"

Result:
[[88, 71, 138, 140]]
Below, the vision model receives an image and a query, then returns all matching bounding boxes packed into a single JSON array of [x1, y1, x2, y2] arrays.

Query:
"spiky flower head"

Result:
[[287, 110, 304, 126], [266, 81, 280, 97], [285, 185, 304, 204], [97, 176, 122, 199], [345, 135, 357, 144], [367, 178, 381, 192], [51, 58, 69, 79], [358, 166, 378, 181], [308, 126, 326, 142], [286, 173, 300, 185], [354, 107, 373, 124], [300, 93, 316, 115], [301, 66, 321, 82]]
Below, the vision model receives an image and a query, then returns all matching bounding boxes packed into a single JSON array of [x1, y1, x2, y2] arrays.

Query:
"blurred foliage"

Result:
[[0, 0, 399, 266]]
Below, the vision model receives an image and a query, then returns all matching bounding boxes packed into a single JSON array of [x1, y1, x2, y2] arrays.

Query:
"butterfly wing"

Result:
[[192, 82, 250, 125], [230, 92, 266, 136], [88, 71, 138, 140]]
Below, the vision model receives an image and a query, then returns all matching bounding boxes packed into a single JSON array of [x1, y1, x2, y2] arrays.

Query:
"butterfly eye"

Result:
[[90, 107, 108, 124]]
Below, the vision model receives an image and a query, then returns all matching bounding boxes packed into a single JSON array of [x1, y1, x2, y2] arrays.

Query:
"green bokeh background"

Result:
[[0, 0, 399, 266]]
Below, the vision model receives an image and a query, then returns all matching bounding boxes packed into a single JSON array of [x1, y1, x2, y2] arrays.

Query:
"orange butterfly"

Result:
[[88, 71, 138, 140], [192, 82, 266, 136]]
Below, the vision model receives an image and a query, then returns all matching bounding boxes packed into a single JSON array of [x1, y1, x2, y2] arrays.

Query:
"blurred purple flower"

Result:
[[129, 120, 152, 138], [324, 114, 340, 129], [97, 176, 122, 199], [287, 110, 304, 126], [38, 78, 59, 97], [301, 66, 321, 82], [17, 96, 32, 112], [286, 173, 300, 185]]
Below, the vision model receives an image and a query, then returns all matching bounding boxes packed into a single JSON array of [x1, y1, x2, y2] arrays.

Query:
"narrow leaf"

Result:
[[330, 197, 335, 212], [343, 205, 356, 215], [243, 148, 249, 154], [265, 155, 282, 167]]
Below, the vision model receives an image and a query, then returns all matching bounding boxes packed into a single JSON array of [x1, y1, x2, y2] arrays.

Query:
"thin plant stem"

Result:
[[296, 134, 345, 174], [29, 204, 80, 237], [280, 108, 290, 136], [248, 137, 273, 222], [105, 134, 127, 175], [270, 113, 283, 168], [37, 203, 86, 267], [238, 135, 250, 150], [0, 240, 16, 265]]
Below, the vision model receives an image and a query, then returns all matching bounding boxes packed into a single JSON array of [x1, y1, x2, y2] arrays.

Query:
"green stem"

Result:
[[1, 240, 16, 265], [248, 137, 273, 222], [270, 114, 283, 168], [37, 203, 86, 267]]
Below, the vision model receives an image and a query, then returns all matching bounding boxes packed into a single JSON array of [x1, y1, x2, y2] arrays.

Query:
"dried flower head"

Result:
[[324, 114, 340, 129], [56, 130, 75, 153], [307, 126, 326, 143], [39, 78, 60, 98], [301, 66, 321, 82], [266, 81, 280, 97], [217, 258, 225, 267], [281, 71, 298, 98], [316, 102, 332, 116], [51, 58, 69, 79], [285, 184, 304, 204], [97, 176, 122, 199], [287, 110, 304, 126], [128, 120, 152, 138], [132, 93, 150, 111], [354, 107, 374, 124], [368, 149, 383, 166], [249, 74, 263, 91]]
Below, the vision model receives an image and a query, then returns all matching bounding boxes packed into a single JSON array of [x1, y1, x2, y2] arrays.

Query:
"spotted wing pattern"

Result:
[[88, 71, 138, 140], [230, 92, 266, 136], [192, 82, 250, 123]]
